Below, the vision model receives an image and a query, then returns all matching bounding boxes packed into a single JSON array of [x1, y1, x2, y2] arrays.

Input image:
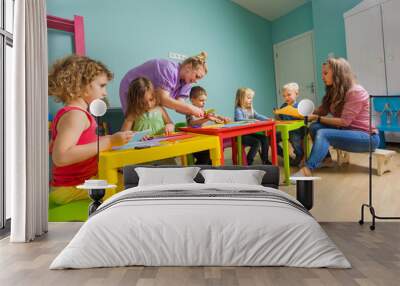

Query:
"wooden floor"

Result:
[[255, 144, 400, 222], [1, 222, 400, 286]]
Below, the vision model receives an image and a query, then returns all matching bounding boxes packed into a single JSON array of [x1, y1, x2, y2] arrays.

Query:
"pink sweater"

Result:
[[317, 85, 376, 133]]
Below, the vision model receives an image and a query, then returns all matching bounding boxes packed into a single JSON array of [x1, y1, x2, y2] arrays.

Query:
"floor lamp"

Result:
[[290, 99, 321, 211], [77, 99, 116, 215], [359, 95, 400, 230]]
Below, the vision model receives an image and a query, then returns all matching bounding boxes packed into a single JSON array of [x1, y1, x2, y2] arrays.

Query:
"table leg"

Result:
[[181, 155, 188, 166], [218, 138, 225, 165], [305, 134, 311, 159], [282, 130, 291, 185], [237, 136, 243, 165], [231, 138, 238, 165], [210, 146, 222, 167], [268, 126, 278, 165]]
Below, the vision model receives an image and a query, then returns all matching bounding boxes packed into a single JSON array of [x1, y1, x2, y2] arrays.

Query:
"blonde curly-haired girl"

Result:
[[48, 55, 133, 205]]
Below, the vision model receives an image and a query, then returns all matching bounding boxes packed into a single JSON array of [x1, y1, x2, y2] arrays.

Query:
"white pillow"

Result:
[[200, 169, 266, 185], [135, 167, 201, 186]]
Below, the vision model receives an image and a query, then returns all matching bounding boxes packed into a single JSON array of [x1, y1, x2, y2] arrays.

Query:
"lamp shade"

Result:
[[298, 99, 315, 117], [89, 99, 107, 117]]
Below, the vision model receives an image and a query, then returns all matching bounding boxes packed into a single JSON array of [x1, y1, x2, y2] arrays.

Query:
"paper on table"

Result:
[[273, 105, 303, 118], [129, 129, 152, 142], [221, 120, 258, 128], [112, 140, 161, 151]]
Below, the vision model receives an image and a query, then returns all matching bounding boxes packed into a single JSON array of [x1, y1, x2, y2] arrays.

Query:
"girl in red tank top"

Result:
[[48, 55, 133, 205]]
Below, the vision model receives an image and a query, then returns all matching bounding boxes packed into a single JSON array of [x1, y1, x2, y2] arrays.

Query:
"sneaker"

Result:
[[263, 160, 272, 165]]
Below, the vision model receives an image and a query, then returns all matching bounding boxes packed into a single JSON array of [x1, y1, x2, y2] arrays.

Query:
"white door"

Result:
[[382, 0, 400, 95], [273, 31, 317, 107], [345, 4, 387, 95]]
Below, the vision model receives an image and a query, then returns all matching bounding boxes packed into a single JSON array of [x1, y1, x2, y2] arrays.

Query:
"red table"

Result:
[[180, 120, 277, 166]]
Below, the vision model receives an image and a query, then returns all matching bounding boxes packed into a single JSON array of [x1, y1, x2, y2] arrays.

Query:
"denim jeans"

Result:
[[306, 123, 380, 170], [242, 134, 269, 165]]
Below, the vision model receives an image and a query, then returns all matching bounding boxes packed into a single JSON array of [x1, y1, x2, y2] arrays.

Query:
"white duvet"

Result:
[[50, 183, 351, 269]]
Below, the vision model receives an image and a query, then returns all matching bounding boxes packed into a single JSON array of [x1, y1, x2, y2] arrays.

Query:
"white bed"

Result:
[[50, 179, 350, 269]]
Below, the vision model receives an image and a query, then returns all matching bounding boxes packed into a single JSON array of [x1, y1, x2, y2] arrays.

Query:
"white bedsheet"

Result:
[[50, 183, 350, 269]]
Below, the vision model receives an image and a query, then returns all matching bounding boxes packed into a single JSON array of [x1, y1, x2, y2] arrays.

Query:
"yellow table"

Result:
[[276, 120, 309, 185], [98, 134, 221, 188]]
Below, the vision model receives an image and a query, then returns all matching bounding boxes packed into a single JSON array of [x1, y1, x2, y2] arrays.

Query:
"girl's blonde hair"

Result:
[[322, 57, 356, 115], [235, 87, 254, 108], [48, 54, 113, 104], [182, 51, 208, 74], [282, 82, 299, 94], [126, 77, 158, 120]]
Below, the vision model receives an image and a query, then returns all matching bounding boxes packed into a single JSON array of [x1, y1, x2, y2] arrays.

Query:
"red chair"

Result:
[[223, 138, 248, 165], [47, 15, 86, 55]]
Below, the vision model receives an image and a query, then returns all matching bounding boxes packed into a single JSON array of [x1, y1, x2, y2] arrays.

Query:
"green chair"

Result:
[[276, 120, 308, 185], [49, 199, 91, 222]]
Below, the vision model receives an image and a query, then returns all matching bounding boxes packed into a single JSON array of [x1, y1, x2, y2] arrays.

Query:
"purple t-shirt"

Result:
[[119, 59, 192, 114]]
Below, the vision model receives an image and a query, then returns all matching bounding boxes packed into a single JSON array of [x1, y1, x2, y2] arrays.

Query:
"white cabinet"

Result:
[[381, 0, 400, 95], [344, 0, 400, 96], [344, 0, 400, 142]]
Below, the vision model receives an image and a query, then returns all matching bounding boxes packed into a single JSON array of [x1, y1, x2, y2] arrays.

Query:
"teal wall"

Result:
[[311, 0, 361, 99], [47, 0, 276, 123], [271, 2, 313, 44]]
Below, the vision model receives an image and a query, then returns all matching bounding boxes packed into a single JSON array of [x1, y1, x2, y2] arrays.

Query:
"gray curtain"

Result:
[[8, 0, 48, 242]]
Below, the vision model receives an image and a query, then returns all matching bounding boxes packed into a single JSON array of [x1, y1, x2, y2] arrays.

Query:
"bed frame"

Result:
[[122, 164, 317, 211], [123, 165, 280, 189]]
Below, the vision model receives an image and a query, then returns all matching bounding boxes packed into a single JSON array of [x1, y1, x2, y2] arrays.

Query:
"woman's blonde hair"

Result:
[[48, 54, 113, 104], [182, 51, 208, 74], [126, 77, 158, 120], [282, 82, 299, 94], [235, 87, 255, 108], [322, 57, 356, 115]]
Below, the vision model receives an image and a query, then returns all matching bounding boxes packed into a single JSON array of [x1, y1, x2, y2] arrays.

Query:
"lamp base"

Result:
[[88, 188, 105, 216]]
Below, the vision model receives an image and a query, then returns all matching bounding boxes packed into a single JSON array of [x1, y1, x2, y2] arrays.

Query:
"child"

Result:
[[276, 83, 304, 166], [186, 86, 230, 164], [234, 87, 271, 165], [186, 86, 230, 127], [48, 55, 133, 205], [121, 77, 175, 136]]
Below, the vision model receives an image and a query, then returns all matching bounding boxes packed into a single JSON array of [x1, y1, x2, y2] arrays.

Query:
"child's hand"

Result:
[[189, 105, 204, 118], [110, 131, 134, 146], [308, 114, 318, 121], [205, 113, 214, 119], [207, 114, 218, 122], [164, 123, 175, 135], [223, 117, 231, 123], [141, 135, 154, 141]]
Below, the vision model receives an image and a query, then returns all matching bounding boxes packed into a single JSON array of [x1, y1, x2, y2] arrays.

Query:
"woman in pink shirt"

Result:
[[294, 58, 380, 177]]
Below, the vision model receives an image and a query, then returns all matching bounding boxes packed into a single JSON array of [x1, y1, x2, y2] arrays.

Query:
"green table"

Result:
[[276, 120, 309, 185]]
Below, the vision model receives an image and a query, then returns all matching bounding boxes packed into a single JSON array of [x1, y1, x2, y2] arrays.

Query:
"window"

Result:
[[1, 0, 14, 233]]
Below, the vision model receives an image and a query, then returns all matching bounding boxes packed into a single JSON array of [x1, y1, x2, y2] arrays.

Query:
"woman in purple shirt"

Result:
[[120, 52, 207, 118], [294, 58, 380, 177]]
